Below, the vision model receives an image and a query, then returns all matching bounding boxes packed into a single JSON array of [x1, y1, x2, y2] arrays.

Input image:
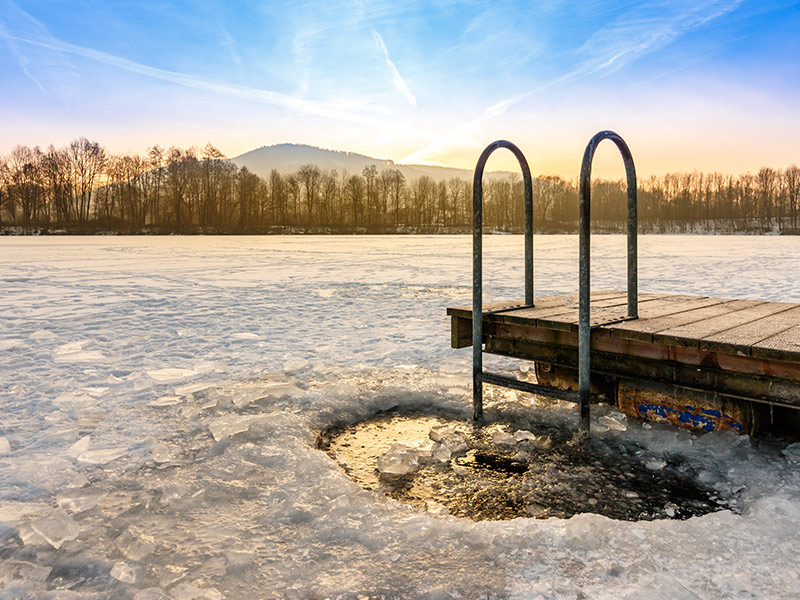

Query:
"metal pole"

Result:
[[578, 142, 593, 439], [578, 131, 638, 439], [473, 141, 534, 421]]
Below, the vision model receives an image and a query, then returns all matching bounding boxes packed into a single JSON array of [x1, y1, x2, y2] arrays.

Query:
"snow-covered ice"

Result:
[[1, 235, 800, 598]]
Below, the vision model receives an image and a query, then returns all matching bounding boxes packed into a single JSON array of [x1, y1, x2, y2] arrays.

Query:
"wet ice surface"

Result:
[[1, 235, 800, 599]]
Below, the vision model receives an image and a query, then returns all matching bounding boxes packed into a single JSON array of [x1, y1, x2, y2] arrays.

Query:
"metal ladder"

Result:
[[472, 132, 639, 438]]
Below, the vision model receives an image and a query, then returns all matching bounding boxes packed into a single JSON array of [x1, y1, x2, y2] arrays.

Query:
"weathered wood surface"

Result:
[[448, 291, 800, 364]]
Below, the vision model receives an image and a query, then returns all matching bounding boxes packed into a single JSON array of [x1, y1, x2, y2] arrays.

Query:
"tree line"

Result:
[[1, 138, 798, 234]]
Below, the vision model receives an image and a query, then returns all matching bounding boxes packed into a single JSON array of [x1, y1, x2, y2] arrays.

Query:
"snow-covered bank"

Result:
[[1, 235, 800, 598]]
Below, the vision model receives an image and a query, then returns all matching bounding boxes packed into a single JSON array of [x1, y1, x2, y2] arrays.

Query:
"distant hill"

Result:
[[232, 143, 511, 183]]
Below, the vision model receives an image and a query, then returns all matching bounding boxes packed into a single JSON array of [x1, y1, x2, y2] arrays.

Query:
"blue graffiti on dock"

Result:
[[636, 402, 743, 432]]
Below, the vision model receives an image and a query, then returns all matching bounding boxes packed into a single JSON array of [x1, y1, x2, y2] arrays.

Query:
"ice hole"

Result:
[[319, 409, 733, 522]]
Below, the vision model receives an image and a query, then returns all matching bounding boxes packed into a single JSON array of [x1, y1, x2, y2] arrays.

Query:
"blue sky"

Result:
[[1, 0, 798, 177]]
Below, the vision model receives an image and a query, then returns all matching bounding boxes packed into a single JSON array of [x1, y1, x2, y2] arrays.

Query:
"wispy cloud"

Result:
[[0, 3, 477, 150], [219, 27, 242, 70], [402, 0, 745, 164], [0, 0, 78, 94], [372, 30, 417, 106]]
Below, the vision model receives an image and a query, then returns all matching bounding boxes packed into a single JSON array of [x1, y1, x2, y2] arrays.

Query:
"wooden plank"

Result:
[[446, 290, 624, 318], [447, 299, 530, 317], [512, 291, 665, 319], [474, 291, 627, 329], [602, 296, 732, 342], [490, 320, 800, 382], [448, 291, 800, 362], [499, 292, 669, 331], [451, 315, 472, 349], [607, 299, 759, 345], [528, 293, 709, 333], [654, 301, 789, 349], [699, 306, 800, 356], [752, 325, 800, 362]]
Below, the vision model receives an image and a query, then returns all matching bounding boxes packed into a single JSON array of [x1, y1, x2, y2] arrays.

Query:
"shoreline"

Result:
[[1, 226, 795, 236]]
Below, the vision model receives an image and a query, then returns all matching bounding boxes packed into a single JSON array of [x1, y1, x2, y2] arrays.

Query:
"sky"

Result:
[[0, 0, 798, 178]]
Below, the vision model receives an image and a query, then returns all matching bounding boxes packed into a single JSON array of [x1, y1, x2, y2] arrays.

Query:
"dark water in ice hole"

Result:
[[319, 409, 733, 522]]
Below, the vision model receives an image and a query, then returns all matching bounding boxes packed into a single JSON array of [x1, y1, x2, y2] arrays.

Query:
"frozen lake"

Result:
[[1, 235, 800, 599]]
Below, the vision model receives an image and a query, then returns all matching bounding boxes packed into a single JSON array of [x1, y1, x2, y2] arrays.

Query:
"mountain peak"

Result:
[[231, 143, 490, 182]]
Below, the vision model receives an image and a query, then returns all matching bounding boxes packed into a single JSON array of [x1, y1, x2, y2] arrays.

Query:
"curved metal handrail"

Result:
[[578, 130, 638, 437], [472, 140, 533, 420]]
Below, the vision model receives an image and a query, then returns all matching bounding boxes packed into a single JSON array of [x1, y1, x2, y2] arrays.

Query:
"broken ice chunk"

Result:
[[0, 437, 9, 455], [645, 459, 667, 471], [14, 561, 52, 582], [171, 582, 224, 600], [146, 368, 199, 383], [30, 508, 79, 549], [443, 434, 467, 455], [66, 432, 126, 464], [492, 431, 516, 446], [433, 443, 453, 463], [115, 527, 157, 561], [53, 391, 97, 410], [513, 430, 537, 443], [53, 341, 106, 363], [208, 415, 262, 441], [377, 445, 419, 475], [429, 425, 457, 443], [431, 431, 467, 462], [77, 447, 127, 465], [67, 435, 91, 458], [598, 414, 627, 431], [783, 442, 800, 464], [152, 442, 174, 463], [0, 502, 52, 524], [0, 523, 22, 558], [148, 395, 182, 407], [111, 561, 137, 584], [80, 387, 109, 398], [429, 426, 467, 453], [57, 488, 107, 514]]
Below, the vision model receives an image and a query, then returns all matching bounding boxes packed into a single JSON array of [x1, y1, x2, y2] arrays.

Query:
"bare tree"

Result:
[[298, 164, 321, 226], [362, 165, 378, 228], [345, 174, 365, 228], [786, 164, 800, 231], [67, 138, 106, 221]]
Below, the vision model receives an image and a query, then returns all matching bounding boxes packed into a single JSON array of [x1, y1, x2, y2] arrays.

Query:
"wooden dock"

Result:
[[448, 291, 800, 435]]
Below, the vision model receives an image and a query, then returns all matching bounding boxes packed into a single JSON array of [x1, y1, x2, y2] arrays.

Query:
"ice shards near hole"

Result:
[[320, 410, 733, 522]]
